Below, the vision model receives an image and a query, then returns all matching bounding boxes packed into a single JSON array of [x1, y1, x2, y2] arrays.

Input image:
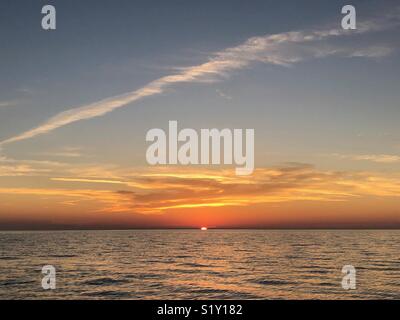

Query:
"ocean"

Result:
[[0, 230, 399, 299]]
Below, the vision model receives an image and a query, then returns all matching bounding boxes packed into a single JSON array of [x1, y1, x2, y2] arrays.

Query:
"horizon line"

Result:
[[1, 227, 400, 232]]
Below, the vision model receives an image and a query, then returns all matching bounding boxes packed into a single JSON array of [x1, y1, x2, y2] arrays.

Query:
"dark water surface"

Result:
[[0, 230, 399, 299]]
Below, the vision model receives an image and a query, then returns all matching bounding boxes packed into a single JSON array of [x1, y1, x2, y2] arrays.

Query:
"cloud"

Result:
[[1, 10, 399, 146], [112, 166, 400, 213], [34, 146, 84, 158], [331, 153, 400, 163], [51, 177, 126, 185], [216, 89, 233, 100], [0, 100, 19, 108], [34, 164, 400, 214], [0, 187, 124, 210], [0, 164, 51, 176], [0, 154, 66, 176]]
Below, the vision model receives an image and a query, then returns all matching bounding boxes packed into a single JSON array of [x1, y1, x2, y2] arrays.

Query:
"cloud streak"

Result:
[[28, 164, 400, 214], [332, 153, 400, 163], [0, 100, 19, 108], [1, 10, 399, 146]]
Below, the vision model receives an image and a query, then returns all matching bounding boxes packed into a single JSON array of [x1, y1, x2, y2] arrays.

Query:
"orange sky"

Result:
[[1, 164, 399, 229]]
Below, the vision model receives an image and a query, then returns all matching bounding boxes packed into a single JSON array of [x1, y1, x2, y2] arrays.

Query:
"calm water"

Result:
[[0, 230, 399, 299]]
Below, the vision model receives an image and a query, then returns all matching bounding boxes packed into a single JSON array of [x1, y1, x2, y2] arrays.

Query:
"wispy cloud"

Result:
[[331, 153, 400, 163], [51, 177, 126, 185], [0, 187, 124, 210], [36, 164, 400, 214], [1, 10, 399, 146], [34, 146, 84, 158], [0, 153, 67, 176], [216, 89, 233, 100], [0, 100, 19, 108]]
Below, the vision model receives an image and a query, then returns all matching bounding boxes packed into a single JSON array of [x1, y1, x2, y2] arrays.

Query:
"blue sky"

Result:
[[1, 0, 399, 172]]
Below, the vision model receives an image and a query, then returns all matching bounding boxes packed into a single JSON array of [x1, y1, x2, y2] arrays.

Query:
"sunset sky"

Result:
[[0, 0, 400, 229]]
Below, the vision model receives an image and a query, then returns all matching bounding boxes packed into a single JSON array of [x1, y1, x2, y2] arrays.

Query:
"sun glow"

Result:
[[201, 227, 208, 231]]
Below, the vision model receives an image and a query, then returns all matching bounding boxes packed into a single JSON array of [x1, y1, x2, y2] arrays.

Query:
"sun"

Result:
[[201, 227, 208, 231]]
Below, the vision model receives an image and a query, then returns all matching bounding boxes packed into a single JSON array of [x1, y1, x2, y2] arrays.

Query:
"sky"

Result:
[[0, 0, 400, 229]]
